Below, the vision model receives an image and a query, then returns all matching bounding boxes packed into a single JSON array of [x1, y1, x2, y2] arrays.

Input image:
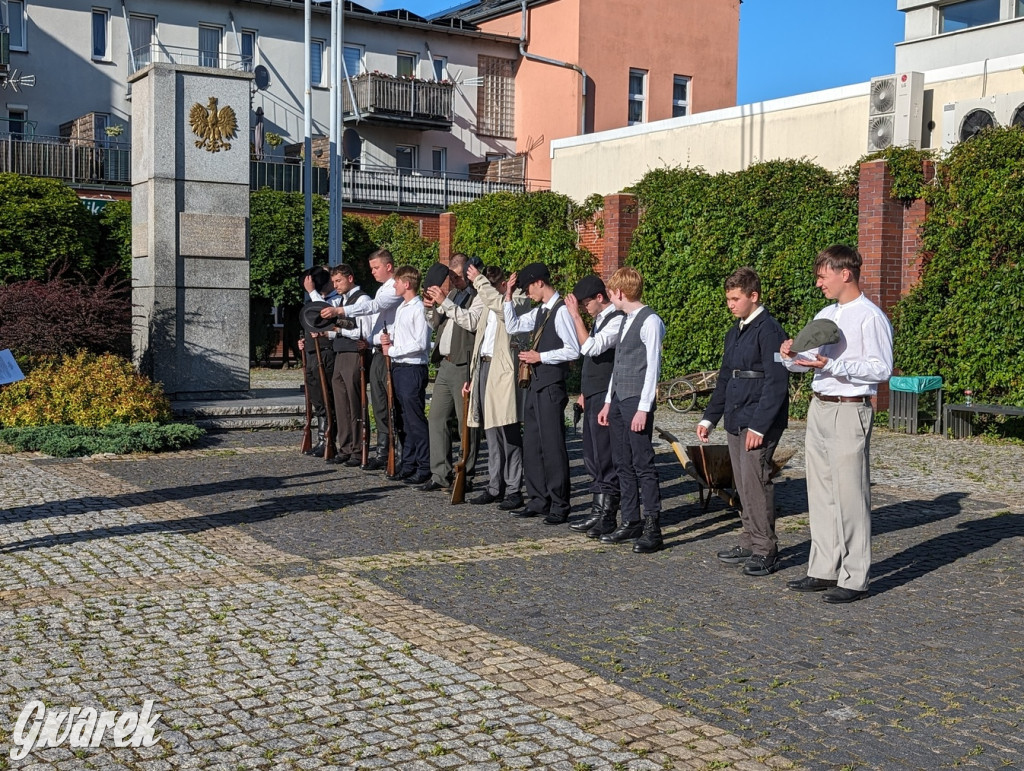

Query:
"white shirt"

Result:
[[337, 285, 370, 342], [387, 295, 430, 365], [784, 293, 893, 396], [358, 278, 402, 346], [579, 304, 624, 357], [502, 291, 581, 365], [605, 307, 665, 412], [479, 309, 499, 358]]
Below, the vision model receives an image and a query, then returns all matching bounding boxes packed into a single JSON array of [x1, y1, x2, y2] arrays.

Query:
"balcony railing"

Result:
[[0, 133, 130, 185], [343, 73, 454, 129], [251, 162, 528, 208], [128, 44, 249, 76]]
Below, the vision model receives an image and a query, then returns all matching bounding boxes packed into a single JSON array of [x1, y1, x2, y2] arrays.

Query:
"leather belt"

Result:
[[478, 355, 492, 363], [731, 370, 764, 379], [441, 355, 467, 365], [814, 393, 872, 404]]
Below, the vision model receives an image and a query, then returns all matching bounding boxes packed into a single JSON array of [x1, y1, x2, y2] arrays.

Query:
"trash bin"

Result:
[[888, 376, 943, 434]]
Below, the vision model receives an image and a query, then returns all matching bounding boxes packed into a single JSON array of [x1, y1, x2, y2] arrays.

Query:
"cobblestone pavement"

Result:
[[1, 396, 1022, 770]]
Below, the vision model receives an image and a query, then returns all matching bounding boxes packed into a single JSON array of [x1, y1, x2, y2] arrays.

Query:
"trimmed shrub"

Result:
[[0, 352, 171, 428], [0, 269, 131, 366], [0, 423, 203, 457]]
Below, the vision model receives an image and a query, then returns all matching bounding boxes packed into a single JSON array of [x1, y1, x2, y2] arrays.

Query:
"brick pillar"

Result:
[[600, 193, 638, 279], [858, 159, 904, 316], [438, 211, 456, 265], [900, 159, 934, 294]]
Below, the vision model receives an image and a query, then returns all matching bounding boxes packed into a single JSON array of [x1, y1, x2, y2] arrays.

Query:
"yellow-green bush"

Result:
[[0, 351, 171, 427]]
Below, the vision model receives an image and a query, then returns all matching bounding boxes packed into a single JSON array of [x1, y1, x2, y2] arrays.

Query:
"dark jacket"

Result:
[[702, 308, 789, 437]]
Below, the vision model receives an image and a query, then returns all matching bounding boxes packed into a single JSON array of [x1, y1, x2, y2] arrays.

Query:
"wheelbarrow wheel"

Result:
[[667, 379, 697, 413]]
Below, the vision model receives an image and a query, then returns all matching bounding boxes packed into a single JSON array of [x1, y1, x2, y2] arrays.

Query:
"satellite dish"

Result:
[[342, 128, 362, 161], [959, 109, 995, 142], [253, 65, 271, 91]]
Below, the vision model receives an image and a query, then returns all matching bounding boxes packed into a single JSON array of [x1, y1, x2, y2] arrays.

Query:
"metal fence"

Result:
[[250, 162, 528, 208], [0, 134, 131, 185], [344, 74, 454, 122]]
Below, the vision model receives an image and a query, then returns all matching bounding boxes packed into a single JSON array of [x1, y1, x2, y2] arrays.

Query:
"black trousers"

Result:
[[369, 351, 402, 460], [608, 394, 661, 523], [392, 363, 429, 476], [582, 390, 618, 495], [523, 380, 570, 516]]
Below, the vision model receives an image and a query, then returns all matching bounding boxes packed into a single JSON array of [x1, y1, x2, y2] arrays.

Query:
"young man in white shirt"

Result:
[[781, 245, 893, 603], [380, 265, 431, 485], [597, 267, 666, 554]]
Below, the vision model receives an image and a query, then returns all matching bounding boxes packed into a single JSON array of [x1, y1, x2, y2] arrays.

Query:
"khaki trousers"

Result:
[[805, 398, 874, 591]]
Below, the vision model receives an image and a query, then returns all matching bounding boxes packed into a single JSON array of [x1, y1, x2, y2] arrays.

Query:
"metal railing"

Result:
[[0, 133, 130, 185], [251, 161, 528, 208], [343, 74, 454, 123], [128, 44, 248, 76]]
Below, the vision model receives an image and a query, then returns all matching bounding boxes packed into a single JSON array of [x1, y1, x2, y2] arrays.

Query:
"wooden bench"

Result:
[[943, 403, 1024, 439]]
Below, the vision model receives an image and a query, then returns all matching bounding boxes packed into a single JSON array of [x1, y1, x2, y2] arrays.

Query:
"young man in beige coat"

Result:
[[463, 263, 529, 510]]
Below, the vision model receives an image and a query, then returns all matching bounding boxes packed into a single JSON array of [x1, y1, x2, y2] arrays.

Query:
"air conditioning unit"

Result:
[[867, 72, 924, 152], [941, 90, 1024, 150]]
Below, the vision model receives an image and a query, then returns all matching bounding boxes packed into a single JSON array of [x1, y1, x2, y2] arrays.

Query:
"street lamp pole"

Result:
[[328, 0, 340, 266], [303, 0, 313, 270]]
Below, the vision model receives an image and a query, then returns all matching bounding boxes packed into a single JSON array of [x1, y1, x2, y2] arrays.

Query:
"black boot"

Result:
[[306, 417, 326, 456], [570, 494, 605, 532], [632, 516, 664, 554], [599, 519, 643, 544], [585, 494, 617, 539]]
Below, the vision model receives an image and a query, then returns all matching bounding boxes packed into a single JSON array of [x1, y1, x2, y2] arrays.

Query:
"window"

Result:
[[7, 109, 26, 139], [240, 30, 256, 71], [343, 45, 362, 78], [477, 55, 515, 138], [1017, 0, 1024, 17], [397, 52, 416, 78], [198, 25, 221, 68], [93, 113, 109, 141], [432, 147, 446, 174], [432, 55, 447, 82], [92, 9, 109, 60], [129, 15, 155, 70], [628, 68, 647, 125], [672, 75, 690, 118], [310, 39, 324, 86], [7, 1, 25, 50], [940, 0, 1000, 33], [396, 145, 417, 174]]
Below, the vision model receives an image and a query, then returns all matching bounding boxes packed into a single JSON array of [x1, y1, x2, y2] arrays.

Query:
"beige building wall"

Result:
[[550, 53, 1024, 201]]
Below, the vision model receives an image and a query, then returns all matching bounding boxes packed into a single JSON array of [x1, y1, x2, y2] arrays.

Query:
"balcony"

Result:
[[343, 73, 454, 131], [251, 162, 528, 209], [0, 133, 130, 187]]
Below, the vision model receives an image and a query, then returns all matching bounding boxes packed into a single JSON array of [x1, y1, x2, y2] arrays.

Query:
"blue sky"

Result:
[[372, 0, 906, 104]]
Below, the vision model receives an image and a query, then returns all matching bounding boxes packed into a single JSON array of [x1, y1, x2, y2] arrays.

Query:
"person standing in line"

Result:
[[301, 265, 338, 458], [565, 275, 624, 539], [325, 264, 371, 468], [502, 262, 581, 524], [697, 267, 789, 576], [463, 264, 528, 510], [781, 245, 893, 603], [597, 267, 666, 554], [420, 253, 484, 492], [321, 248, 402, 471], [380, 265, 432, 485]]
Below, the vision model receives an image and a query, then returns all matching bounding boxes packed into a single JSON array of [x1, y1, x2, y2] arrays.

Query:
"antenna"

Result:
[[1, 69, 36, 92]]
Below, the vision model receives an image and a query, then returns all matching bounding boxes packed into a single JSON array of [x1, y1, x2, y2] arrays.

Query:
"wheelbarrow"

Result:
[[656, 427, 796, 511], [660, 370, 719, 413]]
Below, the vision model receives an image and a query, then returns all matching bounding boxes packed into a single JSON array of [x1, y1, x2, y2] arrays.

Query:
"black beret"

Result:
[[572, 275, 607, 302], [515, 262, 550, 291]]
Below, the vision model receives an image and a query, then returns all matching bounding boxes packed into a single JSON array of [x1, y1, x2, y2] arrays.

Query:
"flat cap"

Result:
[[572, 275, 607, 302], [516, 262, 550, 291], [792, 318, 840, 353]]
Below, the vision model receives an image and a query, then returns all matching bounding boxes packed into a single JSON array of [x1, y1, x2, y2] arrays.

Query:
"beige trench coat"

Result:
[[467, 273, 529, 429]]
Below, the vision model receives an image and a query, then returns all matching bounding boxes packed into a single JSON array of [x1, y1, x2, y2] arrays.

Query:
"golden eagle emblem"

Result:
[[189, 96, 238, 152]]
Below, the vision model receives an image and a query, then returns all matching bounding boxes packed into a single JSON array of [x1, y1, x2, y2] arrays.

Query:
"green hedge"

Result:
[[0, 423, 203, 457], [626, 160, 859, 379], [892, 127, 1024, 405]]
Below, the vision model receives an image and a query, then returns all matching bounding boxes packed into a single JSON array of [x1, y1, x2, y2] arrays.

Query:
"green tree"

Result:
[[0, 174, 101, 282]]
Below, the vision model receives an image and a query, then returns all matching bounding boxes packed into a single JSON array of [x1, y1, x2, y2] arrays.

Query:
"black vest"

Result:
[[430, 287, 477, 366], [331, 289, 369, 353], [580, 308, 624, 398], [531, 300, 569, 390]]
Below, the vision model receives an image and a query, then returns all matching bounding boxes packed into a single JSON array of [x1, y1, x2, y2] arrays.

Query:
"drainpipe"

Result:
[[519, 0, 587, 135]]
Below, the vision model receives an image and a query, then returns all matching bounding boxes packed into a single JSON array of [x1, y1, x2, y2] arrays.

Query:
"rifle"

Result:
[[450, 390, 472, 505], [359, 350, 370, 468], [312, 335, 336, 461], [383, 324, 397, 477], [300, 345, 313, 454]]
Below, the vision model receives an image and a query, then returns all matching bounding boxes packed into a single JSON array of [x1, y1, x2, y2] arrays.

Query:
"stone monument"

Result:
[[130, 62, 253, 398]]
